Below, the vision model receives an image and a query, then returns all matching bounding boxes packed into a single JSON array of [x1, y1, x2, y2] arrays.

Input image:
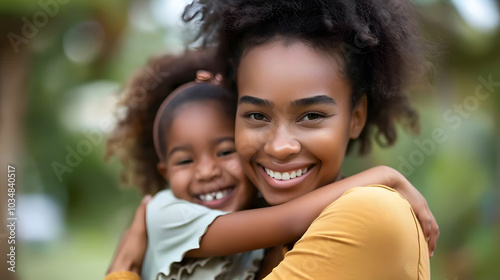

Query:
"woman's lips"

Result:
[[258, 164, 314, 189], [264, 166, 308, 180]]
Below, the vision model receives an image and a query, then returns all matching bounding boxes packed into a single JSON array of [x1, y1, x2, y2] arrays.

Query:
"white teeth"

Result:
[[265, 167, 309, 181], [197, 189, 230, 202], [215, 192, 224, 199]]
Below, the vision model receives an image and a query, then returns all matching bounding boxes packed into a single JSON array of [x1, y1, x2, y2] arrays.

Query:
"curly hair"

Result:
[[106, 49, 225, 194], [184, 0, 430, 154]]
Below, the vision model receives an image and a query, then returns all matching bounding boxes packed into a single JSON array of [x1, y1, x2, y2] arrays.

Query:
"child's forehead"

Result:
[[165, 103, 236, 151], [171, 101, 236, 127]]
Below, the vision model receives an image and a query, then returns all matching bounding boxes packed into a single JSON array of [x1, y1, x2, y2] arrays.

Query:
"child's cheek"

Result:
[[168, 169, 191, 199], [223, 156, 245, 179]]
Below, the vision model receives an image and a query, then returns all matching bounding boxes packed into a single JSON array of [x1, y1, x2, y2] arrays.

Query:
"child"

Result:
[[143, 74, 265, 280], [106, 48, 437, 279]]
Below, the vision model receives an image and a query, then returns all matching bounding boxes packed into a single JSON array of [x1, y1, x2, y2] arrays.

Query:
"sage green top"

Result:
[[142, 189, 263, 280]]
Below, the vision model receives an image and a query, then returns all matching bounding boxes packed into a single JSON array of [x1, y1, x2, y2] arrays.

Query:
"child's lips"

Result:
[[196, 187, 233, 201], [194, 186, 235, 209]]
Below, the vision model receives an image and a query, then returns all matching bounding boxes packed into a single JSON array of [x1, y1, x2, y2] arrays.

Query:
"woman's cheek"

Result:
[[235, 127, 270, 159], [300, 125, 349, 165]]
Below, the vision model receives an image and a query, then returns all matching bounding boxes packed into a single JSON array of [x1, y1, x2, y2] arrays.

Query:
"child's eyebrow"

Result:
[[291, 95, 336, 107], [168, 146, 189, 158], [215, 136, 235, 145], [238, 95, 273, 107]]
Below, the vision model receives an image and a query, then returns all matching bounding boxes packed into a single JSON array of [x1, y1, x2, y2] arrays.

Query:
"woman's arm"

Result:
[[187, 165, 438, 258], [106, 195, 151, 278], [382, 167, 439, 256]]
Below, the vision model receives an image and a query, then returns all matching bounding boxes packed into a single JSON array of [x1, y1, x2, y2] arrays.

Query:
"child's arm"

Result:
[[187, 165, 438, 258]]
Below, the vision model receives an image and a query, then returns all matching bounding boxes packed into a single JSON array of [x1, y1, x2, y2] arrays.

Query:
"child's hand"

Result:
[[384, 167, 439, 257], [107, 195, 152, 275]]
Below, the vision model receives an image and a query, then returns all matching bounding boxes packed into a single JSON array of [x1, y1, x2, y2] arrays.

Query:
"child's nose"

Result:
[[263, 125, 301, 160], [195, 156, 222, 181]]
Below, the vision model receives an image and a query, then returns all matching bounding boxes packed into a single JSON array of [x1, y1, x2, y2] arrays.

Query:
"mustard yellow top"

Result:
[[104, 271, 140, 280], [264, 185, 430, 280], [106, 185, 430, 280]]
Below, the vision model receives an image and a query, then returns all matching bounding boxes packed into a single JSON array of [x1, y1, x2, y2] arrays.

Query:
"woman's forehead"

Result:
[[236, 40, 351, 103]]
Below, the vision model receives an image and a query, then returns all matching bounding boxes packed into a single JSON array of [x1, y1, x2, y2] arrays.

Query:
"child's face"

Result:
[[157, 101, 256, 212], [235, 40, 367, 205]]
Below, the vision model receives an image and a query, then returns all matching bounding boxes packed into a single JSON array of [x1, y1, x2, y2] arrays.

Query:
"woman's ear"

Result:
[[349, 95, 367, 139], [157, 162, 168, 181]]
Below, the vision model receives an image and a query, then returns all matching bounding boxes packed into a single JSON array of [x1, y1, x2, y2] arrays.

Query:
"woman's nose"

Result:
[[195, 156, 222, 181], [263, 125, 301, 160]]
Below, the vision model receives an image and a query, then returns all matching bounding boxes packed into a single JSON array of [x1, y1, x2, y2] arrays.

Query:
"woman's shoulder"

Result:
[[269, 185, 430, 279], [327, 184, 411, 215], [315, 184, 422, 244], [297, 185, 429, 279]]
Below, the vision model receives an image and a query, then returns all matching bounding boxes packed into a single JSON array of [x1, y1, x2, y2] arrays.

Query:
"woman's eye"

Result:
[[247, 113, 268, 121], [301, 113, 325, 121]]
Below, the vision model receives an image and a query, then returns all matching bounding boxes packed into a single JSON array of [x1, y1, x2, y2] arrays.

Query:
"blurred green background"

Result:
[[0, 0, 499, 279]]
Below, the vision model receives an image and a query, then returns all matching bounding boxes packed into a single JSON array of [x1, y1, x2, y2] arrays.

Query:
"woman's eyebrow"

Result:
[[238, 95, 273, 107], [291, 95, 336, 107]]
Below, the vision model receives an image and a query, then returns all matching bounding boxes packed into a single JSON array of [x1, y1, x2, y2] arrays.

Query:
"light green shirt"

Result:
[[142, 190, 263, 280]]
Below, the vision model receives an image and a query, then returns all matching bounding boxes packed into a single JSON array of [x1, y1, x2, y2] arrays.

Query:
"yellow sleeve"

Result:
[[264, 185, 430, 280], [104, 271, 141, 280]]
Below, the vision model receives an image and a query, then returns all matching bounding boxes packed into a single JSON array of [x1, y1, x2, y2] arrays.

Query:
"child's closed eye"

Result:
[[176, 158, 193, 165], [218, 149, 236, 157]]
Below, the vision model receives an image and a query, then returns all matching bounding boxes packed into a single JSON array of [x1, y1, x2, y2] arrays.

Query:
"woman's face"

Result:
[[235, 40, 367, 205], [157, 101, 256, 212]]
